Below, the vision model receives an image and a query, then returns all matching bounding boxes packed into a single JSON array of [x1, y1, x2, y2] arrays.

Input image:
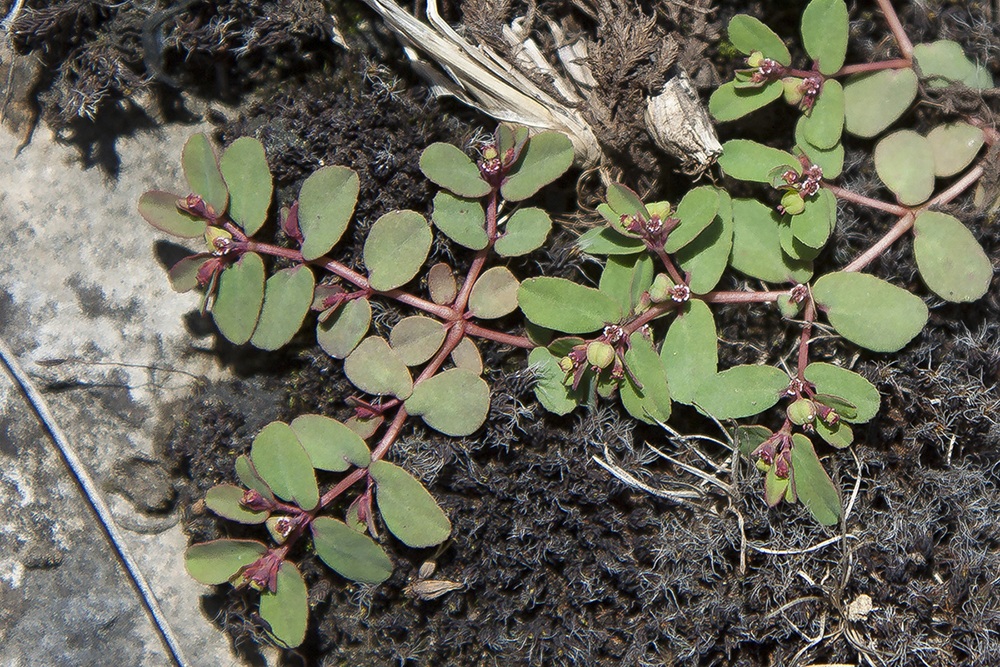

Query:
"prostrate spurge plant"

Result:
[[138, 0, 996, 650]]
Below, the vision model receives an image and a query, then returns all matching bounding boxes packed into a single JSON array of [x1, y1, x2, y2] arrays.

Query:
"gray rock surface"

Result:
[[0, 122, 258, 666]]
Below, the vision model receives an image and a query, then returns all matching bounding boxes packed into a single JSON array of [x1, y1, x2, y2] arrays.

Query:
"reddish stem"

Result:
[[875, 0, 914, 58], [453, 190, 499, 312], [822, 183, 909, 216], [653, 246, 687, 287], [465, 323, 534, 348], [796, 298, 816, 381], [834, 58, 911, 76], [703, 290, 786, 304]]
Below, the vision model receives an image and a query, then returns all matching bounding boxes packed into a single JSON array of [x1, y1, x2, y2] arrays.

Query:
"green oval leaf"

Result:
[[874, 130, 935, 206], [251, 421, 319, 510], [813, 272, 928, 352], [205, 484, 269, 524], [431, 192, 488, 250], [212, 252, 265, 345], [185, 539, 267, 585], [235, 454, 274, 500], [913, 210, 992, 303], [676, 191, 734, 294], [730, 198, 813, 284], [599, 254, 654, 313], [428, 263, 458, 305], [926, 122, 985, 178], [290, 414, 371, 471], [182, 133, 228, 214], [501, 131, 574, 201], [718, 140, 799, 183], [709, 80, 783, 122], [913, 40, 994, 89], [451, 337, 483, 374], [311, 517, 392, 584], [138, 191, 206, 238], [259, 561, 308, 648], [801, 79, 844, 150], [420, 142, 491, 198], [728, 15, 791, 64], [804, 362, 880, 423], [344, 336, 413, 398], [220, 137, 272, 236], [369, 460, 451, 548], [843, 68, 917, 138], [495, 207, 552, 257], [660, 299, 718, 405], [469, 266, 520, 319], [764, 466, 790, 507], [790, 434, 841, 526], [790, 189, 835, 250], [298, 166, 360, 261], [665, 186, 721, 253], [692, 364, 789, 420], [795, 119, 844, 179], [249, 266, 315, 351], [364, 210, 432, 291], [518, 277, 623, 334], [405, 368, 490, 436], [527, 347, 578, 415], [389, 316, 446, 366], [815, 418, 854, 449], [576, 227, 645, 255], [619, 332, 672, 424], [317, 297, 371, 359], [168, 255, 210, 293], [604, 182, 649, 223], [801, 0, 848, 75]]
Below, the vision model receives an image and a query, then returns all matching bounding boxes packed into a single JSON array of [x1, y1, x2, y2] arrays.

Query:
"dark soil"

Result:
[[10, 0, 1000, 665]]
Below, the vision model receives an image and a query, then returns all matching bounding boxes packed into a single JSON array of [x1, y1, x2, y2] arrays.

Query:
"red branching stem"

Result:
[[317, 466, 368, 512], [875, 0, 913, 58], [625, 301, 678, 333], [843, 164, 984, 272], [221, 220, 249, 242], [465, 323, 534, 348], [834, 59, 911, 76], [703, 290, 786, 304], [797, 298, 816, 381], [454, 190, 499, 312], [653, 247, 687, 286], [822, 183, 909, 216]]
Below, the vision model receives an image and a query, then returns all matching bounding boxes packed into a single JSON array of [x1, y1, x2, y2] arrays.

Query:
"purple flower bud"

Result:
[[241, 489, 273, 512], [774, 449, 791, 479], [282, 202, 303, 242], [240, 551, 283, 592]]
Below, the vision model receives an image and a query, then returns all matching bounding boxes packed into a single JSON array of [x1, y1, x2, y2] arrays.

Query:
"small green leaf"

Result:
[[389, 316, 446, 366], [693, 365, 788, 420], [182, 134, 228, 214], [451, 337, 483, 374], [364, 210, 432, 291], [790, 189, 836, 250], [727, 15, 791, 64], [843, 68, 917, 137], [812, 393, 859, 421], [709, 80, 783, 122], [205, 485, 268, 524], [676, 191, 735, 294], [369, 460, 451, 548], [212, 252, 265, 345], [913, 210, 992, 303], [469, 266, 520, 319], [501, 131, 574, 201], [790, 434, 841, 526], [405, 368, 490, 436], [420, 142, 491, 198], [259, 561, 308, 648], [795, 119, 844, 178], [250, 422, 320, 510], [801, 0, 848, 75], [619, 332, 672, 424], [527, 347, 579, 415], [815, 418, 854, 449], [599, 254, 653, 313], [804, 362, 880, 423], [311, 517, 392, 584], [495, 207, 552, 256], [249, 266, 315, 351], [800, 79, 844, 149], [431, 192, 488, 250], [518, 277, 623, 334], [576, 227, 645, 255], [235, 455, 274, 500], [220, 137, 272, 236], [660, 299, 717, 405], [290, 414, 371, 471], [344, 336, 413, 399], [317, 297, 371, 359], [718, 140, 799, 183], [730, 198, 813, 284], [138, 191, 206, 238], [168, 255, 210, 292], [736, 425, 773, 457], [185, 539, 267, 585], [913, 40, 994, 89], [764, 466, 790, 507], [298, 166, 360, 260], [926, 122, 985, 178], [605, 182, 649, 222], [812, 272, 928, 352], [665, 187, 721, 253], [428, 263, 457, 305], [874, 130, 935, 206]]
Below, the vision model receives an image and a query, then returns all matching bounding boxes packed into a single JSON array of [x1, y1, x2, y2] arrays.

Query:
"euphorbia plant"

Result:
[[138, 0, 995, 650]]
